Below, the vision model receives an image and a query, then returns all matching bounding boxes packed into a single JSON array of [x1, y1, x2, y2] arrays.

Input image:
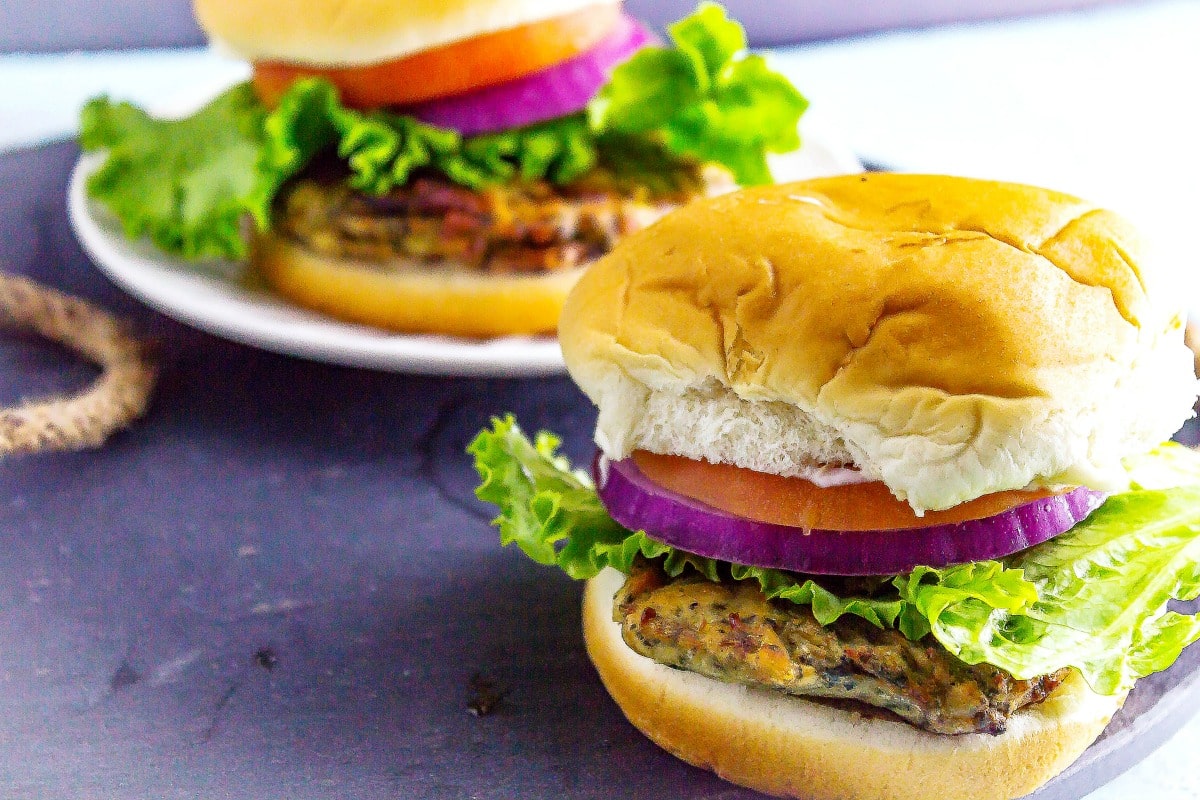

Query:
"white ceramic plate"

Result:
[[69, 109, 861, 377]]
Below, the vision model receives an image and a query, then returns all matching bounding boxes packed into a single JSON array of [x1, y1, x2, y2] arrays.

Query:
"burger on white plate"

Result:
[[78, 1, 807, 337], [470, 173, 1200, 800]]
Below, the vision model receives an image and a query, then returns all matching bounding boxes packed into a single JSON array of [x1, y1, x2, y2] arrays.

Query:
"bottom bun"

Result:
[[583, 567, 1124, 800], [252, 232, 586, 338]]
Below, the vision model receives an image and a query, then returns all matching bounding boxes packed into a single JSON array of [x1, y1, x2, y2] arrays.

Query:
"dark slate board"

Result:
[[1, 141, 1197, 800]]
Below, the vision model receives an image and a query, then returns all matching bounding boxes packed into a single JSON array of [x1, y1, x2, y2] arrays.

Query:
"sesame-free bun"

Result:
[[559, 174, 1198, 512], [193, 0, 622, 67], [583, 567, 1123, 800], [253, 232, 584, 338]]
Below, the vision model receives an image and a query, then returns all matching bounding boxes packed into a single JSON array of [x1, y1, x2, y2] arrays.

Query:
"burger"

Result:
[[78, 1, 808, 337], [470, 173, 1200, 799]]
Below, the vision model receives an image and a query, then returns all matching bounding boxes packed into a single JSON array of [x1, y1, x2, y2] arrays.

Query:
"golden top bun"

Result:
[[253, 232, 583, 338], [559, 174, 1198, 512], [193, 0, 622, 67], [583, 567, 1124, 800]]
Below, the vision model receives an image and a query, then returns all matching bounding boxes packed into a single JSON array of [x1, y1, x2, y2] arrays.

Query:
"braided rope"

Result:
[[0, 273, 156, 456]]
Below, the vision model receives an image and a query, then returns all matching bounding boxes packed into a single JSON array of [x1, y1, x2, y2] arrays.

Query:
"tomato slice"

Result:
[[252, 4, 622, 109], [631, 451, 1059, 531]]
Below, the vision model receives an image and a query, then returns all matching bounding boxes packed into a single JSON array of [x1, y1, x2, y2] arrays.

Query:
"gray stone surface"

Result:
[[0, 140, 1197, 799]]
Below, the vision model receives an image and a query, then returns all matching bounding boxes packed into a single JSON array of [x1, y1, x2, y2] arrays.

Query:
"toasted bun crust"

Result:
[[194, 0, 622, 67], [559, 174, 1198, 512], [584, 567, 1123, 800], [253, 232, 583, 338]]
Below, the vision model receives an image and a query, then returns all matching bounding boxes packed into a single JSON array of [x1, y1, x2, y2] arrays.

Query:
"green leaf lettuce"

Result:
[[469, 417, 1030, 630], [81, 3, 809, 260], [80, 84, 274, 261], [80, 79, 607, 260], [470, 416, 1200, 696], [589, 2, 808, 185]]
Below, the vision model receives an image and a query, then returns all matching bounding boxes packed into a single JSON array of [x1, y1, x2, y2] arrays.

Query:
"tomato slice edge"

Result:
[[252, 4, 622, 108], [631, 450, 1060, 532]]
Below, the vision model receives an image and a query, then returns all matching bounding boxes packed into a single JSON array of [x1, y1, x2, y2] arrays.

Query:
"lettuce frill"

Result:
[[470, 415, 1200, 695], [79, 3, 807, 261]]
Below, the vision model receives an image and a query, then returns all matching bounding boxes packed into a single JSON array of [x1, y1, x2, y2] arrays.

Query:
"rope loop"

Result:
[[0, 273, 156, 456]]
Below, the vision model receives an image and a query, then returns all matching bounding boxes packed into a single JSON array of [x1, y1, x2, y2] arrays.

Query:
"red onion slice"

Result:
[[403, 15, 654, 136], [596, 455, 1107, 576]]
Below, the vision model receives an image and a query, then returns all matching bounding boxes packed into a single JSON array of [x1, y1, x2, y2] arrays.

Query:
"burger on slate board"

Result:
[[471, 174, 1200, 800], [77, 1, 807, 337]]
